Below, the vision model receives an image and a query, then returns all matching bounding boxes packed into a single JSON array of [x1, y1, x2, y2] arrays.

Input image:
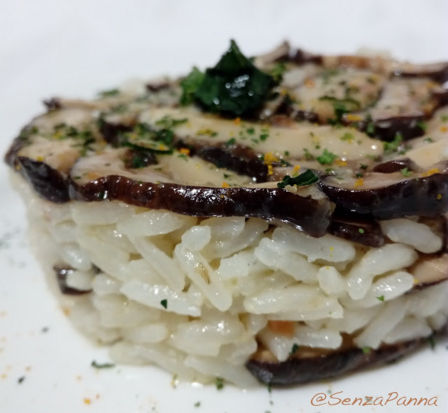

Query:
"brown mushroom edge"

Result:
[[246, 328, 447, 386]]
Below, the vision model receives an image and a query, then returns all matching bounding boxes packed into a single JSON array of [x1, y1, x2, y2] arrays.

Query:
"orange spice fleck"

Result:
[[221, 182, 230, 188], [178, 147, 190, 156], [83, 398, 91, 405], [440, 126, 448, 133], [304, 78, 315, 88], [354, 178, 364, 188], [86, 171, 100, 181], [268, 321, 295, 337], [335, 159, 348, 167], [422, 168, 440, 177], [267, 164, 273, 176], [263, 152, 279, 165], [345, 114, 362, 122], [233, 117, 241, 125], [292, 165, 301, 175], [62, 307, 71, 316]]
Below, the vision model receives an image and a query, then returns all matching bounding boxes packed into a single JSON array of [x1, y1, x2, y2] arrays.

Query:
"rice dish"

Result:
[[5, 41, 448, 386]]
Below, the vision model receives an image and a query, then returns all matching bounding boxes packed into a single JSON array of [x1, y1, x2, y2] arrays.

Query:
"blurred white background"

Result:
[[0, 1, 447, 412]]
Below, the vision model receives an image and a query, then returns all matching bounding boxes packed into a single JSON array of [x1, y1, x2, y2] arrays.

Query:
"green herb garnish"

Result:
[[400, 167, 412, 177], [155, 116, 188, 129], [383, 132, 403, 154], [427, 335, 436, 350], [303, 148, 314, 160], [180, 67, 205, 105], [160, 299, 168, 309], [358, 228, 365, 234], [180, 40, 277, 117], [225, 137, 237, 147], [319, 96, 361, 123], [51, 124, 95, 155], [215, 377, 224, 390], [124, 148, 155, 169], [316, 149, 337, 165], [194, 401, 201, 408], [365, 121, 375, 136], [377, 295, 385, 302], [98, 88, 120, 97], [290, 343, 300, 356], [424, 137, 434, 143], [340, 132, 354, 142], [91, 360, 115, 369], [416, 120, 427, 132], [269, 62, 287, 83], [362, 346, 372, 354], [277, 170, 319, 189], [124, 123, 175, 153]]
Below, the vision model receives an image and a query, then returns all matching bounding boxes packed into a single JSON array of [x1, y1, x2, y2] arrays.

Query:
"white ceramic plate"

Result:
[[1, 1, 447, 412]]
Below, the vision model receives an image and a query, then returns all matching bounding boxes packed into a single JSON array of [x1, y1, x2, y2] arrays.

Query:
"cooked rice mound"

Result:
[[15, 175, 448, 386]]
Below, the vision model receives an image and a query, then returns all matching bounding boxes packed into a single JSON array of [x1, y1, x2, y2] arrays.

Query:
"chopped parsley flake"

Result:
[[290, 343, 300, 356], [416, 120, 427, 131], [362, 346, 372, 354], [316, 149, 337, 165], [91, 360, 115, 369], [383, 133, 403, 154], [358, 228, 365, 234], [424, 137, 434, 143], [277, 169, 319, 189], [98, 88, 120, 97], [400, 167, 412, 177], [269, 62, 287, 83], [225, 138, 237, 147], [194, 401, 201, 408], [427, 335, 436, 350], [441, 114, 448, 122], [124, 123, 175, 153], [303, 148, 314, 160], [260, 130, 269, 141], [319, 96, 361, 123], [160, 299, 168, 309], [340, 132, 354, 142], [376, 295, 385, 302], [155, 115, 188, 129], [17, 376, 25, 384], [197, 128, 218, 137], [215, 377, 224, 390], [366, 121, 375, 135]]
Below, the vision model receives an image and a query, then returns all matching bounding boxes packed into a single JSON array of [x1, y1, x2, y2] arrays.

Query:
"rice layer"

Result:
[[15, 175, 448, 386]]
